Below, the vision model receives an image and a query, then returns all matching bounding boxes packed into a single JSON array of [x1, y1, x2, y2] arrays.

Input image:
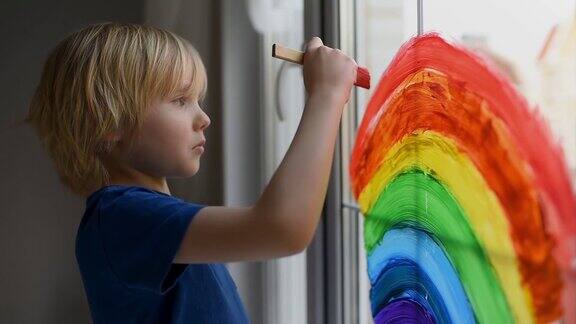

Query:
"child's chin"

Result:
[[183, 163, 200, 177]]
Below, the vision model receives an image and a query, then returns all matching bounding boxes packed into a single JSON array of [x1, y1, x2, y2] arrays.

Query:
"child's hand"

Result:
[[302, 37, 357, 105]]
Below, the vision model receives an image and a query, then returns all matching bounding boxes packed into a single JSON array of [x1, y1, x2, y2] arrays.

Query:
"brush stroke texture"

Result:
[[361, 130, 533, 322], [367, 169, 513, 322], [369, 228, 475, 324], [351, 33, 576, 323]]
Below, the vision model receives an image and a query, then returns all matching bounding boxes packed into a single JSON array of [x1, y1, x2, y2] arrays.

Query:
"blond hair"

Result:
[[23, 22, 207, 197]]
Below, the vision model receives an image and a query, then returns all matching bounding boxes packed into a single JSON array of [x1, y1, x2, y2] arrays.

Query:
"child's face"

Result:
[[120, 92, 210, 179]]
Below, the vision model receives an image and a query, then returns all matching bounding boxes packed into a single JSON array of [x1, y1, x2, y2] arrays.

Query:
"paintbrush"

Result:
[[272, 43, 371, 89]]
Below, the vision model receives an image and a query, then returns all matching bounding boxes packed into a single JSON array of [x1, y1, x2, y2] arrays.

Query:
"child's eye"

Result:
[[176, 97, 188, 107]]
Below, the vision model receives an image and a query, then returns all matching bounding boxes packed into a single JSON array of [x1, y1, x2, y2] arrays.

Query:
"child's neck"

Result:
[[110, 178, 171, 196], [108, 169, 171, 196], [102, 155, 171, 195]]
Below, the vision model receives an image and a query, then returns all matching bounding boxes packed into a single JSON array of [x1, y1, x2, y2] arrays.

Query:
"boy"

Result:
[[25, 22, 357, 323]]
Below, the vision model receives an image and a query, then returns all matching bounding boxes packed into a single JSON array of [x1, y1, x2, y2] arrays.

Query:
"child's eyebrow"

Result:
[[179, 80, 206, 99], [173, 82, 192, 97]]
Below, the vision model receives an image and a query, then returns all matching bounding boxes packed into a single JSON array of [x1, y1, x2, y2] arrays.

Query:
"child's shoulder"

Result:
[[79, 184, 204, 245], [84, 185, 177, 220], [85, 184, 202, 223]]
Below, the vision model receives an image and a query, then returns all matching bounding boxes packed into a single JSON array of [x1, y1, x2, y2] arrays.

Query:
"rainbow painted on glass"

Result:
[[350, 33, 576, 323]]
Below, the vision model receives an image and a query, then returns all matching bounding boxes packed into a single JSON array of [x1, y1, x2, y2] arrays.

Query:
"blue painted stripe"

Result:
[[368, 227, 475, 324]]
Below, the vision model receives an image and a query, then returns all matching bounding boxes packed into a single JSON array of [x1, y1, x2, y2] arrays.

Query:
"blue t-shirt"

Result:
[[76, 185, 250, 324]]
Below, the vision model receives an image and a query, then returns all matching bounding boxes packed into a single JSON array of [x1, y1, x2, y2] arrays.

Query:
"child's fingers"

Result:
[[305, 37, 323, 53]]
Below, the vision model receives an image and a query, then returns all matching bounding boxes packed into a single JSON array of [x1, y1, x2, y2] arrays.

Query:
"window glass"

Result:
[[351, 1, 576, 322]]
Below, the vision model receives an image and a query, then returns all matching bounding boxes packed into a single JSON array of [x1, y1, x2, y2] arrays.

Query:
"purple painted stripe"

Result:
[[374, 298, 435, 324]]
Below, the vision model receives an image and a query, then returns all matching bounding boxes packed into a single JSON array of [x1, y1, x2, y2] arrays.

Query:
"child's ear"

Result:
[[99, 130, 125, 156]]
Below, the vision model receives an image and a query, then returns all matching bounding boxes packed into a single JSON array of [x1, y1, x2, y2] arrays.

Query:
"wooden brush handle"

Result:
[[272, 43, 371, 89], [272, 44, 305, 64]]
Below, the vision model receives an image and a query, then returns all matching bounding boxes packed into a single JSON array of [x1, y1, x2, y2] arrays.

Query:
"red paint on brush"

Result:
[[355, 66, 371, 89]]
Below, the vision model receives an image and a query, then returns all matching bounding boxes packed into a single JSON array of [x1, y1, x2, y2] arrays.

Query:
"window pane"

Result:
[[351, 1, 576, 323]]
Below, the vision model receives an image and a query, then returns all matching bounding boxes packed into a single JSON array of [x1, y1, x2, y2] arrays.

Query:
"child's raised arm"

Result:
[[174, 37, 357, 263]]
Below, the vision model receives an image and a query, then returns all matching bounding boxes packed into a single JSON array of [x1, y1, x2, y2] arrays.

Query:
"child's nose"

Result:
[[194, 110, 210, 131]]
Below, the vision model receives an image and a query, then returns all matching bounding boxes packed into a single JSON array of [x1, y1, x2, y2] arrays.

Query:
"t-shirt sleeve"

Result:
[[97, 188, 206, 294]]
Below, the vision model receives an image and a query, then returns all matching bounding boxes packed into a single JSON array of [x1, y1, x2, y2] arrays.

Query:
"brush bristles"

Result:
[[355, 66, 371, 89]]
